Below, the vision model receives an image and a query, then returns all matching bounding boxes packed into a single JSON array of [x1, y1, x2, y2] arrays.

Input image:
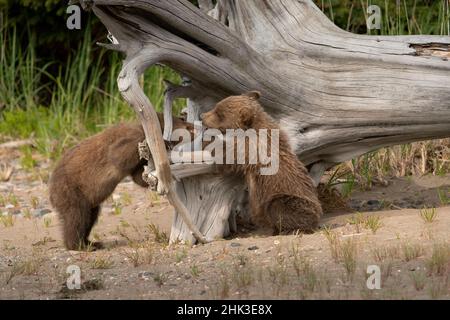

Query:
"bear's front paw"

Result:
[[138, 140, 151, 161], [143, 166, 159, 192]]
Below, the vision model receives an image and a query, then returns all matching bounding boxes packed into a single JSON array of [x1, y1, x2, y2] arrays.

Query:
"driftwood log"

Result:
[[79, 0, 450, 244]]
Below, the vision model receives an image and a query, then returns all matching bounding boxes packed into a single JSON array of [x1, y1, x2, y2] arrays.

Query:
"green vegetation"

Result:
[[0, 22, 185, 161], [420, 207, 438, 223], [314, 0, 449, 35]]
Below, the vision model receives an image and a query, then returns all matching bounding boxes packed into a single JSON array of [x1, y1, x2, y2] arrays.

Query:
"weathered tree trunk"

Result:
[[79, 0, 450, 243]]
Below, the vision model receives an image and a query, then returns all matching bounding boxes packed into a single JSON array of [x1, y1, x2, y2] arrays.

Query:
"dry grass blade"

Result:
[[0, 164, 13, 182]]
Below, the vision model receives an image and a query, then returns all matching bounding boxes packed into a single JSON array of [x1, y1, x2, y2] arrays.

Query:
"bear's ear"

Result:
[[239, 107, 254, 128], [244, 91, 261, 100]]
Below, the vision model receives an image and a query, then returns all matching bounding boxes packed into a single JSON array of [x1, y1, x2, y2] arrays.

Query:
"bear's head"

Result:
[[201, 91, 262, 132]]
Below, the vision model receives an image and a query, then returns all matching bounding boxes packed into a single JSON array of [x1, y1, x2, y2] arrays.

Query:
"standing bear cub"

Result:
[[49, 114, 193, 251], [201, 91, 323, 234]]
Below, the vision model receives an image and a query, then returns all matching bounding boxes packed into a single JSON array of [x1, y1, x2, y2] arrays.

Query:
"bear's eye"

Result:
[[216, 112, 223, 120]]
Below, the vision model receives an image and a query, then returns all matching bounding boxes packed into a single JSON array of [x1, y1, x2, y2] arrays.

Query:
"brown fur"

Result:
[[49, 114, 193, 250], [201, 92, 323, 234]]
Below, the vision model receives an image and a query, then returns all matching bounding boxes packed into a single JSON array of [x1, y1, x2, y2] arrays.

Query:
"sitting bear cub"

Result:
[[201, 91, 323, 234]]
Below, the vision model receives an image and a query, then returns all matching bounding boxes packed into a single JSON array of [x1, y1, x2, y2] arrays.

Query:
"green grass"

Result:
[[364, 215, 382, 234], [347, 212, 383, 234], [20, 146, 37, 171], [341, 238, 358, 281], [402, 243, 424, 262], [426, 242, 450, 276], [190, 264, 201, 277], [43, 217, 52, 228], [420, 207, 438, 223], [315, 0, 449, 35], [0, 214, 15, 227], [410, 271, 426, 291], [148, 223, 169, 244], [0, 21, 186, 162], [437, 188, 450, 206], [111, 201, 122, 216], [90, 255, 114, 270]]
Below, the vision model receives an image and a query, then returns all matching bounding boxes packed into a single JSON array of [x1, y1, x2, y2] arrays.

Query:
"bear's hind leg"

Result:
[[62, 205, 92, 251], [266, 196, 321, 235], [84, 206, 103, 250]]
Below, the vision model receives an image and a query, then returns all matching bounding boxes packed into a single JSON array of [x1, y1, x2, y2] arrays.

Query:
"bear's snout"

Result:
[[200, 112, 214, 128]]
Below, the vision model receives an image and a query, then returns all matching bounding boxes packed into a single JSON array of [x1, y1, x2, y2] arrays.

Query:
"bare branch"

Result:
[[0, 139, 34, 149], [117, 52, 208, 244], [151, 162, 218, 181], [162, 80, 202, 141]]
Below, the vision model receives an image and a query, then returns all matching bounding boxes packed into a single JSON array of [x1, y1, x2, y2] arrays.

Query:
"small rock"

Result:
[[33, 209, 52, 218], [365, 200, 382, 211], [349, 199, 363, 211], [5, 204, 15, 210], [230, 242, 241, 248], [138, 271, 154, 279], [0, 184, 12, 192], [367, 200, 380, 206], [0, 256, 7, 268], [393, 200, 408, 208], [248, 246, 259, 251]]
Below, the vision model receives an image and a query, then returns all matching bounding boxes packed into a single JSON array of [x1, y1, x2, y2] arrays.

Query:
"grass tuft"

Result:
[[0, 214, 15, 227], [402, 243, 424, 262], [426, 242, 450, 276], [420, 207, 438, 223], [148, 224, 169, 244], [90, 255, 114, 270]]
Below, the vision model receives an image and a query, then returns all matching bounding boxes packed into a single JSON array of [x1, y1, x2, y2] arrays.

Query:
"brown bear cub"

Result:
[[49, 114, 193, 251], [201, 92, 323, 234]]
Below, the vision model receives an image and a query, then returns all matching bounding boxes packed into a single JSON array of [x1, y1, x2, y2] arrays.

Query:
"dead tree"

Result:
[[78, 0, 450, 244]]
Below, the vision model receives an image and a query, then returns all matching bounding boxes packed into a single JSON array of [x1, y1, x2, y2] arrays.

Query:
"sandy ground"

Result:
[[0, 148, 449, 300]]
